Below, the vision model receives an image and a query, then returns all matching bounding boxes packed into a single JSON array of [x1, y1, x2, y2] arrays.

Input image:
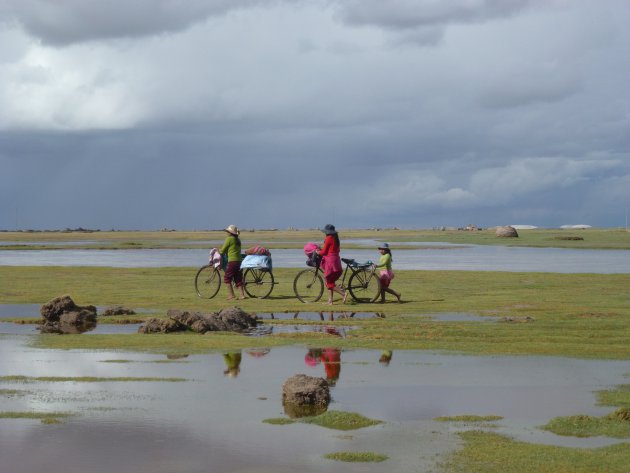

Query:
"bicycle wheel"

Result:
[[293, 269, 324, 303], [348, 269, 381, 302], [243, 268, 275, 299], [195, 265, 222, 299]]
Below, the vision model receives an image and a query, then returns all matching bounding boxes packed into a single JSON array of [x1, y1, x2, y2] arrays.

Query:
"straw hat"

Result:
[[224, 224, 240, 236]]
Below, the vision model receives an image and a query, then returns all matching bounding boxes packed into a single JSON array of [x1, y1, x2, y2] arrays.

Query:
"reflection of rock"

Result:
[[101, 305, 136, 316], [282, 374, 330, 418], [40, 320, 97, 334], [166, 354, 189, 360], [495, 226, 519, 238], [40, 295, 97, 334], [138, 307, 258, 334]]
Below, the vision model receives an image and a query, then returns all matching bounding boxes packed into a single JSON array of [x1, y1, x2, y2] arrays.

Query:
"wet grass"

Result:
[[597, 384, 630, 407], [263, 410, 383, 431], [442, 430, 630, 473], [0, 375, 187, 383], [0, 411, 73, 422], [434, 415, 503, 422], [323, 451, 388, 462], [0, 389, 31, 397], [2, 266, 629, 360], [541, 410, 630, 438], [539, 385, 630, 438]]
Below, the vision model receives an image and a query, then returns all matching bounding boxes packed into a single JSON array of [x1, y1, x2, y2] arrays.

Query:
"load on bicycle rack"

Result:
[[195, 246, 275, 299], [293, 243, 381, 303]]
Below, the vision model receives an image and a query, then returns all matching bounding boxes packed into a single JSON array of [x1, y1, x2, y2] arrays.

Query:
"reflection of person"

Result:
[[379, 350, 393, 366], [304, 347, 341, 385], [219, 225, 246, 300], [321, 347, 341, 386], [375, 243, 402, 303], [223, 351, 242, 377], [318, 224, 347, 305], [304, 348, 323, 367]]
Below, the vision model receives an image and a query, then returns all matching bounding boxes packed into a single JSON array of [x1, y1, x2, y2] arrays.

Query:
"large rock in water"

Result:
[[138, 307, 258, 334], [495, 225, 519, 238], [282, 374, 330, 418], [40, 295, 97, 334]]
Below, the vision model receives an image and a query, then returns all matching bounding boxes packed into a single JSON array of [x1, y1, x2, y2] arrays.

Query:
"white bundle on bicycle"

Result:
[[241, 254, 272, 271]]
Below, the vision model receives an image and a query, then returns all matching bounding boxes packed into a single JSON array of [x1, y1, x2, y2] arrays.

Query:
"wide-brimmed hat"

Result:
[[321, 224, 337, 235], [377, 243, 390, 250], [224, 224, 240, 236]]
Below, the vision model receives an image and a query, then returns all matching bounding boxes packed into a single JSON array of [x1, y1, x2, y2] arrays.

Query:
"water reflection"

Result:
[[1, 338, 629, 473], [223, 351, 242, 377], [256, 311, 384, 321], [379, 350, 393, 366], [304, 347, 342, 386]]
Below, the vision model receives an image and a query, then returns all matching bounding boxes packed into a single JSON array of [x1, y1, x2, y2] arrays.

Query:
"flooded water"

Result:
[[2, 245, 630, 273], [1, 333, 629, 473]]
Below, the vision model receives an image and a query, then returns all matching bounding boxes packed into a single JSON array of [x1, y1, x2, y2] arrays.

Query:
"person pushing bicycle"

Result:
[[318, 224, 347, 305]]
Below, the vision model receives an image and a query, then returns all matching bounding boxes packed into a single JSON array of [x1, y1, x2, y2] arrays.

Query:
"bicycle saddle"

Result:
[[341, 258, 355, 265]]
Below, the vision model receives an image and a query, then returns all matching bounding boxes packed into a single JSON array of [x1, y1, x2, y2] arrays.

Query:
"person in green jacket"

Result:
[[219, 224, 246, 300], [375, 243, 402, 303]]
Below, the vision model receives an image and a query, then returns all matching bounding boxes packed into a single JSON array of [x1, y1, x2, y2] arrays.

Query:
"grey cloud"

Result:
[[336, 0, 534, 30], [479, 66, 582, 109], [0, 0, 267, 45]]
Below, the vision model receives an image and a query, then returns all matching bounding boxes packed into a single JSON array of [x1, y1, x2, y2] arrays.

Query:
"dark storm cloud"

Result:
[[0, 0, 267, 45]]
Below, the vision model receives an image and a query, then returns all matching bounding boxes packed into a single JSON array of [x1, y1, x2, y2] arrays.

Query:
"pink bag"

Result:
[[304, 242, 320, 255]]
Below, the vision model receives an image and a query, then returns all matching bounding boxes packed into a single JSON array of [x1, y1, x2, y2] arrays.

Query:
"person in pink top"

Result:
[[318, 224, 347, 305]]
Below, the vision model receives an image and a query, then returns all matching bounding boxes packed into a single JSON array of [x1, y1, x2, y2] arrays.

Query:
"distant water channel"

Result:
[[1, 243, 630, 273]]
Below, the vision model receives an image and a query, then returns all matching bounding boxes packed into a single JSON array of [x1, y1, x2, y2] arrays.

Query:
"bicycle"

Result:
[[195, 261, 275, 299], [292, 254, 381, 303]]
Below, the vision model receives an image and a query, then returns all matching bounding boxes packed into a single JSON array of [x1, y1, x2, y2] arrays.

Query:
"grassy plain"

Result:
[[1, 265, 629, 358]]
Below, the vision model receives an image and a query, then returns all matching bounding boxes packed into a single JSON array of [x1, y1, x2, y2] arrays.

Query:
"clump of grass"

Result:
[[0, 389, 30, 397], [608, 407, 630, 422], [263, 418, 295, 425], [541, 413, 630, 438], [0, 411, 73, 422], [300, 410, 383, 431], [434, 415, 503, 422], [597, 385, 630, 407], [41, 418, 63, 425], [0, 375, 187, 383], [442, 430, 630, 473], [263, 410, 382, 431], [323, 451, 388, 462]]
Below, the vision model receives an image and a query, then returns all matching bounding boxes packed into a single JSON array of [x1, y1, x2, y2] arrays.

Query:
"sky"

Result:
[[1, 0, 629, 231]]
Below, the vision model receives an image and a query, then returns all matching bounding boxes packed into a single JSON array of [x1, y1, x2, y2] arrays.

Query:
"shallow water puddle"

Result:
[[0, 337, 628, 473], [255, 311, 384, 321]]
